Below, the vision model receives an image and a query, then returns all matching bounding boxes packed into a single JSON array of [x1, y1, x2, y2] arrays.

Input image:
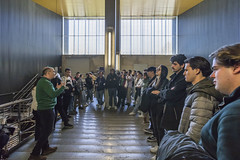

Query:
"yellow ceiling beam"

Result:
[[32, 0, 203, 17]]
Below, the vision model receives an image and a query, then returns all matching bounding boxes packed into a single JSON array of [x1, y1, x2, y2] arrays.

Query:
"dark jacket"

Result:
[[85, 77, 93, 89], [200, 86, 240, 160], [156, 130, 215, 160], [150, 78, 169, 112], [106, 73, 119, 89], [95, 76, 106, 91], [139, 76, 157, 113], [158, 70, 188, 130], [178, 78, 222, 143]]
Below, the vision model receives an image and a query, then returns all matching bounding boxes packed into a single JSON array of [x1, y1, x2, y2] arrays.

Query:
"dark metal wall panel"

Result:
[[0, 0, 62, 102], [178, 0, 240, 59]]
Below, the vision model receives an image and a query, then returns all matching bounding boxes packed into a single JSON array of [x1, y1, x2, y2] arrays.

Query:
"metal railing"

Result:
[[0, 98, 34, 152], [13, 74, 39, 101]]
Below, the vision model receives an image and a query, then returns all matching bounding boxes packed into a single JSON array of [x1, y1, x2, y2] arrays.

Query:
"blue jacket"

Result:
[[200, 86, 240, 160]]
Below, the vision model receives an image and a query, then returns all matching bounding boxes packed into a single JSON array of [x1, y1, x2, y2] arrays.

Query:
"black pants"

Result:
[[117, 87, 127, 108], [31, 109, 55, 156], [32, 110, 41, 141], [63, 94, 71, 116], [150, 104, 164, 145], [108, 88, 117, 106], [54, 102, 69, 127]]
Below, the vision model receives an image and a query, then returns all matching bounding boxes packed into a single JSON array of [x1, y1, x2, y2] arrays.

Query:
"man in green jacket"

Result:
[[28, 67, 64, 160]]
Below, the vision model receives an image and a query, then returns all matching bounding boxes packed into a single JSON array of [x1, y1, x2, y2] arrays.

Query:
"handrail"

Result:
[[0, 98, 32, 109], [0, 92, 17, 97], [0, 97, 34, 152], [13, 74, 39, 100]]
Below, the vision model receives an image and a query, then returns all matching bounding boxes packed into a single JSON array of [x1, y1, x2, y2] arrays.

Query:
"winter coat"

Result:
[[156, 130, 215, 160], [178, 78, 222, 143], [85, 77, 93, 89], [158, 70, 188, 130], [106, 73, 119, 89], [95, 77, 106, 91], [200, 86, 240, 160]]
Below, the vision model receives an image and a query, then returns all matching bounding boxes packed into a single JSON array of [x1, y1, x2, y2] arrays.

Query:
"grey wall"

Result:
[[178, 0, 240, 59], [0, 0, 62, 103]]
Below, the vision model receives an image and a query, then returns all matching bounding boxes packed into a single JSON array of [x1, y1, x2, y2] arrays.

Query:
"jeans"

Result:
[[108, 88, 117, 106], [96, 90, 104, 105], [63, 94, 71, 115], [86, 88, 93, 101], [31, 109, 55, 156], [132, 95, 142, 113], [68, 96, 74, 113]]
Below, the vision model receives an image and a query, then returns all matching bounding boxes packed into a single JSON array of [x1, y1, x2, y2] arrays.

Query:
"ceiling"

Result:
[[32, 0, 203, 17]]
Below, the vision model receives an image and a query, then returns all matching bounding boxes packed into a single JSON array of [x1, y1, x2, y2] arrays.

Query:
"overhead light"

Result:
[[116, 53, 120, 70], [108, 31, 112, 66]]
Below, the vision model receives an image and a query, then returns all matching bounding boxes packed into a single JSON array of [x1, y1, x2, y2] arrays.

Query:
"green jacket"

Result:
[[36, 77, 64, 110]]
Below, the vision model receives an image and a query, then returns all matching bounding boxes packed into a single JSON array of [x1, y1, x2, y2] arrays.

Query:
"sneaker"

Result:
[[41, 147, 58, 156], [150, 145, 158, 153], [138, 113, 144, 118], [147, 136, 157, 142], [151, 155, 156, 160], [63, 123, 74, 129], [114, 106, 117, 110], [144, 128, 153, 134], [67, 115, 72, 118], [28, 155, 47, 160], [129, 112, 136, 116], [107, 106, 111, 110]]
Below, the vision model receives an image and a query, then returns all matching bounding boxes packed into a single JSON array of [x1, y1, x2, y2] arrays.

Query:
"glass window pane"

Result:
[[64, 18, 105, 55], [121, 17, 175, 55]]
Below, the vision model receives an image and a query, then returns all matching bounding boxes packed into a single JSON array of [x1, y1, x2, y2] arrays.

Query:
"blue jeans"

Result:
[[108, 88, 117, 106], [96, 90, 104, 105]]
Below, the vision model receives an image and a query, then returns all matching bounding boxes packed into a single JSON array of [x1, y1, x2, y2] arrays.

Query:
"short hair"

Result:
[[170, 54, 187, 65], [110, 68, 115, 73], [147, 67, 156, 74], [209, 43, 240, 67], [137, 71, 142, 76], [42, 67, 53, 76], [184, 56, 212, 77], [144, 72, 148, 78], [65, 68, 71, 72], [76, 72, 80, 75]]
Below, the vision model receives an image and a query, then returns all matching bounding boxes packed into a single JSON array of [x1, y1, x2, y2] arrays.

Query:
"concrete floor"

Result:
[[8, 99, 155, 160]]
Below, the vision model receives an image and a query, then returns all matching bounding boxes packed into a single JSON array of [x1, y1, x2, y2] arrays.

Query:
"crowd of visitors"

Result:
[[23, 43, 240, 160]]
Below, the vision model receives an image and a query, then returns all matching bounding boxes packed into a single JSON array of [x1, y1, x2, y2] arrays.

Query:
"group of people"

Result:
[[27, 43, 240, 160], [147, 43, 240, 160]]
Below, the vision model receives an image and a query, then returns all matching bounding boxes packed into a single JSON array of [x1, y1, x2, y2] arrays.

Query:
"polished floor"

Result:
[[8, 99, 155, 160]]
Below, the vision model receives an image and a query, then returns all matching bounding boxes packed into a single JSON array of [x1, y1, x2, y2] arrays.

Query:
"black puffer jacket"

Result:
[[156, 130, 215, 160]]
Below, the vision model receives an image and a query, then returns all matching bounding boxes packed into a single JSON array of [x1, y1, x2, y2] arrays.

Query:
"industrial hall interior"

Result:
[[1, 0, 240, 160]]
